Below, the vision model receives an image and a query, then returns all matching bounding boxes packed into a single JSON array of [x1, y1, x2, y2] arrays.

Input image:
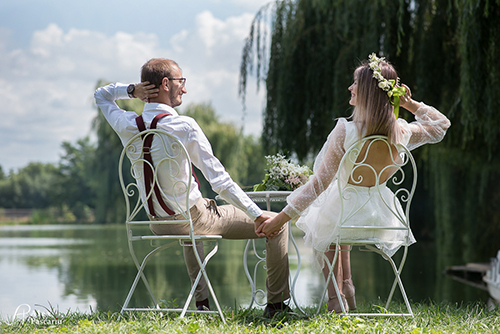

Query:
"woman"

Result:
[[258, 53, 451, 313]]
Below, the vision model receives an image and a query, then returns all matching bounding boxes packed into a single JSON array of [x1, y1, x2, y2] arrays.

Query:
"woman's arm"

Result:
[[261, 121, 347, 237], [284, 121, 347, 219], [399, 84, 451, 150]]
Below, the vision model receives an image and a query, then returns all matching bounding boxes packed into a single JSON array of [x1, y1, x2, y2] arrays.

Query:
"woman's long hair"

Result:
[[351, 60, 402, 144]]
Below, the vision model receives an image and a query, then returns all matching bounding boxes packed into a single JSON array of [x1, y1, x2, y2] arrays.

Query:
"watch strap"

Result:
[[127, 84, 135, 98]]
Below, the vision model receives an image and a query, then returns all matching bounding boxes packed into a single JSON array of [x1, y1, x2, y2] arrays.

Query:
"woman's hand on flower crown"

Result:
[[399, 84, 421, 114], [133, 81, 159, 102]]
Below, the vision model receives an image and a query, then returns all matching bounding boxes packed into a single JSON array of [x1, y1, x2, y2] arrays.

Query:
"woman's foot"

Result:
[[342, 277, 356, 310], [328, 293, 349, 314]]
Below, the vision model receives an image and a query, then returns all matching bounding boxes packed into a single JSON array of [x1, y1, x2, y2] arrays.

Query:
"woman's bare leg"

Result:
[[340, 245, 356, 309], [340, 245, 351, 279]]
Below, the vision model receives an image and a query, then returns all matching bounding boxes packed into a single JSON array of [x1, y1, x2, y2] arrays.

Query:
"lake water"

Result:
[[0, 223, 489, 320]]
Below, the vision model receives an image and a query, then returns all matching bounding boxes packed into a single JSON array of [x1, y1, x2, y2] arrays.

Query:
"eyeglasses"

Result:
[[167, 77, 187, 87]]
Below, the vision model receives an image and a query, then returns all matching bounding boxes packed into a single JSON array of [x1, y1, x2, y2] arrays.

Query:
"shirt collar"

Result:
[[143, 102, 179, 117]]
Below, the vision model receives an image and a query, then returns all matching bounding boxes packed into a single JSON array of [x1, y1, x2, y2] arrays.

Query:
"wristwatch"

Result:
[[127, 84, 135, 98]]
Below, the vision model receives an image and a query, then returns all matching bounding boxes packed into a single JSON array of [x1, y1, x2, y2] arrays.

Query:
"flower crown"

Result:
[[368, 53, 406, 118]]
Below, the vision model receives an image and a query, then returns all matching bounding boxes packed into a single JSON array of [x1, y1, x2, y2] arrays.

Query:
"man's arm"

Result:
[[94, 82, 159, 135], [179, 119, 264, 222], [94, 83, 134, 135]]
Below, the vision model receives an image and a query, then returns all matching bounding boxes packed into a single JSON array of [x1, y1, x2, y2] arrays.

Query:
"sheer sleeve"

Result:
[[404, 103, 451, 151], [283, 120, 347, 219]]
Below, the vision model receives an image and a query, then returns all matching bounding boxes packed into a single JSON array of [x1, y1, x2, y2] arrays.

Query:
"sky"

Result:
[[0, 0, 271, 173]]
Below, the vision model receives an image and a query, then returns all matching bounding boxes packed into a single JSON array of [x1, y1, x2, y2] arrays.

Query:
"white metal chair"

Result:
[[317, 135, 417, 317], [483, 250, 500, 305], [118, 129, 225, 323]]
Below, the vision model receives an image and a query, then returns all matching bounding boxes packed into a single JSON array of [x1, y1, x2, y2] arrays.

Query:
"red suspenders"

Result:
[[135, 113, 175, 216], [134, 113, 201, 217]]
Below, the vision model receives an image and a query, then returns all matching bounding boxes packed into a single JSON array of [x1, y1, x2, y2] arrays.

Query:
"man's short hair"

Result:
[[141, 58, 180, 88]]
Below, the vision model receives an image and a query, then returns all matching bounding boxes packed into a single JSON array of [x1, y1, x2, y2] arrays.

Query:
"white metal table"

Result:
[[243, 191, 304, 314]]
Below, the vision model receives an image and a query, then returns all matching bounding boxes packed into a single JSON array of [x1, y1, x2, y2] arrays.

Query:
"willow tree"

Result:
[[240, 0, 411, 160], [240, 0, 500, 298]]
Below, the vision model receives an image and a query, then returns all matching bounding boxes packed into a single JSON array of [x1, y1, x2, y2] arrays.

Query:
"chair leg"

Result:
[[122, 239, 226, 323], [315, 245, 345, 315], [366, 245, 413, 316], [384, 252, 412, 316], [180, 240, 226, 324], [200, 246, 225, 322], [386, 246, 408, 307], [315, 254, 330, 315], [121, 243, 170, 315]]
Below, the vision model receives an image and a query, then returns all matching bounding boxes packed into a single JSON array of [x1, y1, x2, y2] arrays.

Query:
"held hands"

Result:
[[399, 84, 421, 114], [254, 214, 271, 238], [255, 212, 291, 239], [132, 82, 159, 102]]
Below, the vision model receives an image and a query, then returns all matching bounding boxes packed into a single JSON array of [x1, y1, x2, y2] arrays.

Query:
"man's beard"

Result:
[[169, 90, 181, 107]]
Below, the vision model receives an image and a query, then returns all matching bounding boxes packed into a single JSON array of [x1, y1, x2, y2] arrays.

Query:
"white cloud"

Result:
[[228, 0, 271, 11], [0, 10, 268, 172], [168, 10, 265, 131], [0, 24, 164, 172], [200, 0, 271, 12]]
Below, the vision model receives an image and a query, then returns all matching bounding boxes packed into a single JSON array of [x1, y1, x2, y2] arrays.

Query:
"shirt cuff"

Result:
[[246, 204, 263, 221], [283, 205, 299, 220], [121, 83, 132, 99]]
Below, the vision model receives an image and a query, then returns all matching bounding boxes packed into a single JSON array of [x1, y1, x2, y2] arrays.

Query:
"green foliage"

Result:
[[241, 0, 409, 161], [0, 142, 97, 223], [183, 102, 245, 183], [240, 0, 500, 276], [52, 137, 96, 222], [0, 162, 58, 209], [1, 302, 499, 333], [240, 0, 499, 160], [29, 206, 81, 224], [182, 102, 265, 197]]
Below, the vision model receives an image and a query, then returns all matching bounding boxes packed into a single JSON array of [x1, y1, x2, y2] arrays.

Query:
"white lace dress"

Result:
[[283, 103, 451, 271]]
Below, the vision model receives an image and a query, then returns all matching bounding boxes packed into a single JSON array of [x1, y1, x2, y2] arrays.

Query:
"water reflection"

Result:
[[0, 224, 489, 320]]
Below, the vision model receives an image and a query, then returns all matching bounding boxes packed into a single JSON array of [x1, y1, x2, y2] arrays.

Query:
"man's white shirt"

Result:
[[94, 82, 262, 220]]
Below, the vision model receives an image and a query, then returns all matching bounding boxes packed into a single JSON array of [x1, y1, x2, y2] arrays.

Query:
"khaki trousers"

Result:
[[150, 198, 290, 304]]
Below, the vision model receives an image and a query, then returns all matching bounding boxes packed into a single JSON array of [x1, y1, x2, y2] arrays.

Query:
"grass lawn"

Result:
[[1, 301, 499, 333]]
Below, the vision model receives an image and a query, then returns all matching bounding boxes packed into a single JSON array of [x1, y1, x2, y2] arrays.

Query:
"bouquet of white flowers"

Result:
[[253, 153, 313, 191]]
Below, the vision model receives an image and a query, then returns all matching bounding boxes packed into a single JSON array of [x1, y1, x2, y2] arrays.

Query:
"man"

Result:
[[94, 58, 290, 317]]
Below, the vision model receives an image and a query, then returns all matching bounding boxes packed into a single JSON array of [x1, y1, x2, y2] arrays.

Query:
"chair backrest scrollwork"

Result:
[[118, 129, 194, 223], [337, 135, 417, 246]]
